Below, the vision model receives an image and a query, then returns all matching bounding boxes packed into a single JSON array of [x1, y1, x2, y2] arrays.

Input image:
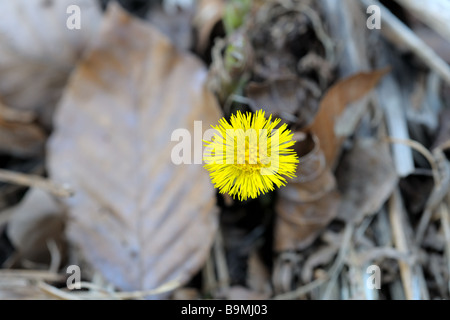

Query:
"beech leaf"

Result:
[[48, 4, 221, 294], [306, 68, 390, 168], [0, 0, 102, 126]]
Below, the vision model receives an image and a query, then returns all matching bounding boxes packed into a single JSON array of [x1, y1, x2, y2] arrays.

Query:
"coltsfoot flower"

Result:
[[204, 110, 299, 201]]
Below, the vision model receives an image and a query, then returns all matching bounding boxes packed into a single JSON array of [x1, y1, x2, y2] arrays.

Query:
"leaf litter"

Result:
[[0, 0, 450, 300]]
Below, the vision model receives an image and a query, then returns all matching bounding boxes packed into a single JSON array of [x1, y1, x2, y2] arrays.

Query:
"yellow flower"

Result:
[[204, 110, 299, 201]]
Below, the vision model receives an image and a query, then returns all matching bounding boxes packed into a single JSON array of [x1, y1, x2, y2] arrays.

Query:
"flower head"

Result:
[[204, 110, 299, 201]]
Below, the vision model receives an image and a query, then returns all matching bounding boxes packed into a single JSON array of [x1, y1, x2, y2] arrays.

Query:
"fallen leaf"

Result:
[[245, 77, 321, 128], [249, 2, 324, 81], [5, 188, 65, 266], [0, 0, 102, 127], [335, 138, 398, 223], [274, 134, 340, 251], [306, 68, 390, 168], [48, 4, 221, 294]]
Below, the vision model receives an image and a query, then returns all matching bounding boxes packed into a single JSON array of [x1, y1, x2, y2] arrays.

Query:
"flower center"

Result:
[[233, 139, 270, 172]]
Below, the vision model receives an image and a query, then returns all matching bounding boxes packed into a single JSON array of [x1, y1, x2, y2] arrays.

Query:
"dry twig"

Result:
[[0, 169, 73, 198]]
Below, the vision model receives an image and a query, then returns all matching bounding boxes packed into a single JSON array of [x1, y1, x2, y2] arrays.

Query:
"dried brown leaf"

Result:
[[275, 134, 340, 251], [306, 68, 390, 168], [0, 0, 101, 127], [48, 4, 221, 294], [245, 77, 321, 128], [335, 139, 398, 223]]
